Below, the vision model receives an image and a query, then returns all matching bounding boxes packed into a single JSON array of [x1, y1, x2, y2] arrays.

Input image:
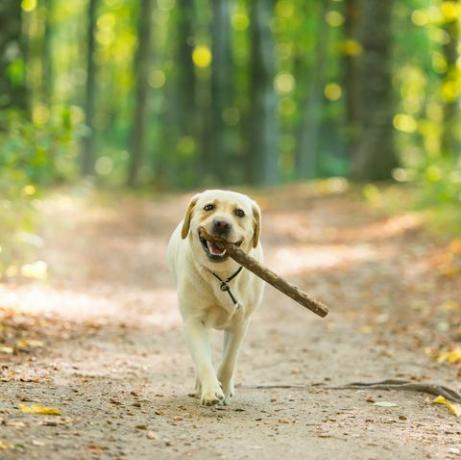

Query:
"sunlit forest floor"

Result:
[[1, 184, 461, 459]]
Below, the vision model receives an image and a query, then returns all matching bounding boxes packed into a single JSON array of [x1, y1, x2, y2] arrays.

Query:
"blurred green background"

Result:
[[0, 0, 460, 273]]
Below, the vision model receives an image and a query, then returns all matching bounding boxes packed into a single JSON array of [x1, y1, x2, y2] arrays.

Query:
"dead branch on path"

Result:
[[330, 379, 461, 403], [199, 228, 329, 318], [238, 383, 315, 389], [238, 379, 461, 404]]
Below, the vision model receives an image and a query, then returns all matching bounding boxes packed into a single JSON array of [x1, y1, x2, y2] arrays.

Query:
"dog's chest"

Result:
[[185, 268, 260, 329], [199, 282, 246, 329], [203, 270, 264, 329], [201, 302, 242, 329]]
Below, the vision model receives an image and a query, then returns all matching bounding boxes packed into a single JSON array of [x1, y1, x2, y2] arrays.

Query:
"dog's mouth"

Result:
[[198, 230, 243, 262]]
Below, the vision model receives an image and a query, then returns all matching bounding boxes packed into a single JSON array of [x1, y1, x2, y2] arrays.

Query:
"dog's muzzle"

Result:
[[198, 227, 243, 262]]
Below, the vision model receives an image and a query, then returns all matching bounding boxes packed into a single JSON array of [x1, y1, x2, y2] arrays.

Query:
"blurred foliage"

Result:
[[1, 0, 461, 276], [0, 110, 78, 275], [419, 157, 461, 206], [363, 156, 461, 234], [1, 110, 78, 184], [0, 151, 38, 277], [6, 0, 461, 187], [417, 156, 461, 232]]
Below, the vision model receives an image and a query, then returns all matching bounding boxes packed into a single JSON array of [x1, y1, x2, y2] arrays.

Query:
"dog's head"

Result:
[[181, 190, 261, 264]]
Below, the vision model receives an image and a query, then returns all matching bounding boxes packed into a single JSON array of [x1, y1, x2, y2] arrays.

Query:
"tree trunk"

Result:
[[210, 0, 233, 182], [156, 0, 199, 188], [295, 0, 331, 180], [343, 0, 360, 158], [127, 0, 153, 187], [441, 0, 459, 157], [176, 0, 196, 139], [81, 0, 98, 176], [0, 1, 28, 116], [351, 0, 398, 181], [248, 0, 279, 185], [42, 0, 54, 105]]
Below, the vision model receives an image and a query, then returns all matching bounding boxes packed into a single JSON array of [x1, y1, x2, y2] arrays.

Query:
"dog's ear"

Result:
[[251, 201, 261, 248], [181, 194, 200, 239]]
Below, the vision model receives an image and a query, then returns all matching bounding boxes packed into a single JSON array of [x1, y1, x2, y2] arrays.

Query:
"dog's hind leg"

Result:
[[187, 375, 201, 398], [194, 375, 201, 396]]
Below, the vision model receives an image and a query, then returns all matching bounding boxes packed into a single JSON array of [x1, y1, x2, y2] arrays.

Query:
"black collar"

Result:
[[209, 266, 243, 306]]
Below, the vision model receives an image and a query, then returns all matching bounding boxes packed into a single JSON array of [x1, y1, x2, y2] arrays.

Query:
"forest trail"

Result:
[[1, 184, 460, 460]]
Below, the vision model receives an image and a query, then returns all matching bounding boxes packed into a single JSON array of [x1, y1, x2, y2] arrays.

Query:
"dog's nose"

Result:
[[212, 219, 231, 236]]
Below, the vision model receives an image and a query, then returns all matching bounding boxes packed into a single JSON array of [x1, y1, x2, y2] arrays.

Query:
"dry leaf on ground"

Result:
[[0, 440, 11, 450], [5, 420, 26, 428], [437, 348, 461, 364], [0, 345, 14, 354], [433, 395, 461, 417], [16, 339, 44, 349], [373, 401, 399, 408], [18, 404, 61, 416]]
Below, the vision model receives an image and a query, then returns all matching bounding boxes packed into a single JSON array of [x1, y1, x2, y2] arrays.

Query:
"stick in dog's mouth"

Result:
[[198, 227, 243, 261], [198, 227, 330, 318]]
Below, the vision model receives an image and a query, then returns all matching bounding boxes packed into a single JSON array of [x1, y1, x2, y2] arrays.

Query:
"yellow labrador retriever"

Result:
[[167, 190, 264, 405]]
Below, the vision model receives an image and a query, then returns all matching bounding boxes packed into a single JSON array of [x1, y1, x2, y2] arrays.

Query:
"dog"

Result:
[[167, 190, 264, 405]]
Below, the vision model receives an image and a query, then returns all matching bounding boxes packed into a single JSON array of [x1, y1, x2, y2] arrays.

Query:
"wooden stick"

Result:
[[199, 228, 329, 318]]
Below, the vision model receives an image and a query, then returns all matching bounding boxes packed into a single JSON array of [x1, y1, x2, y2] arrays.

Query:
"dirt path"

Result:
[[1, 185, 460, 460]]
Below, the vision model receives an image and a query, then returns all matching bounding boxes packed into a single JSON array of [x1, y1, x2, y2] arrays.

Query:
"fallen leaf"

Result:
[[5, 420, 26, 428], [16, 339, 44, 349], [18, 404, 61, 416], [0, 440, 11, 450], [440, 300, 459, 312], [437, 348, 461, 364], [31, 440, 45, 447], [0, 346, 14, 355], [433, 395, 461, 417], [0, 370, 16, 382], [373, 401, 399, 408]]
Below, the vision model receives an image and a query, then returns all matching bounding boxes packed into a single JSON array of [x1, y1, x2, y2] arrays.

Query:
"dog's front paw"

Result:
[[221, 379, 234, 405], [218, 370, 235, 404], [200, 383, 225, 406]]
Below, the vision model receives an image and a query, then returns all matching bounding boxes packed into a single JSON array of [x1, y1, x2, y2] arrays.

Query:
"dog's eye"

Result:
[[234, 208, 245, 218], [203, 203, 215, 211]]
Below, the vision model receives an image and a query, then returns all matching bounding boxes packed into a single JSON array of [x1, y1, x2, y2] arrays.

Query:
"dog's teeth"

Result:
[[206, 240, 226, 256]]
